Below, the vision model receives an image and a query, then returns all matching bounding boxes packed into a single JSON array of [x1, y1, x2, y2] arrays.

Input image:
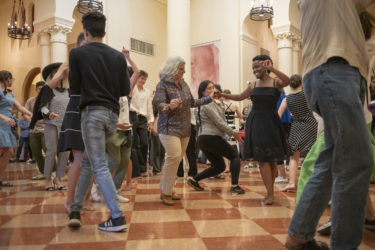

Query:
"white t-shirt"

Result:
[[298, 0, 369, 78], [129, 85, 154, 123]]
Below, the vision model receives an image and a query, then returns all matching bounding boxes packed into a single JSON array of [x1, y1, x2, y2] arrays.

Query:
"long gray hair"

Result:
[[159, 56, 185, 81]]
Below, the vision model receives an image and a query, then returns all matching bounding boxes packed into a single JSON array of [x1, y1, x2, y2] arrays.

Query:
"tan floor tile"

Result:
[[51, 225, 127, 243], [245, 185, 267, 192], [182, 200, 233, 209], [136, 183, 160, 189], [1, 214, 68, 228], [272, 234, 287, 245], [134, 193, 160, 202], [131, 210, 190, 223], [218, 191, 264, 200], [203, 182, 232, 188], [0, 205, 35, 215], [126, 238, 207, 250], [0, 245, 46, 250], [9, 191, 58, 198], [239, 207, 294, 219], [193, 219, 269, 237]]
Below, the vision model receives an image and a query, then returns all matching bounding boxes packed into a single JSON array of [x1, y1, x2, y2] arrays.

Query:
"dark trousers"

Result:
[[16, 136, 30, 160], [130, 111, 148, 177], [177, 124, 197, 177], [150, 133, 165, 173], [194, 135, 240, 185]]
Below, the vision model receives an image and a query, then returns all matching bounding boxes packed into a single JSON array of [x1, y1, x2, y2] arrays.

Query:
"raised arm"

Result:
[[48, 62, 69, 89], [262, 60, 290, 88], [122, 46, 139, 93]]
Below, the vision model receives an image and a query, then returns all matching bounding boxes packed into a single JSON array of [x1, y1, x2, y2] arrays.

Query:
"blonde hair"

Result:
[[159, 56, 185, 81]]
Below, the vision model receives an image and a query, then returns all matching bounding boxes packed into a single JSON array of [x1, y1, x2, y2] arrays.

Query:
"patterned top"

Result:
[[154, 79, 212, 138], [44, 88, 69, 127]]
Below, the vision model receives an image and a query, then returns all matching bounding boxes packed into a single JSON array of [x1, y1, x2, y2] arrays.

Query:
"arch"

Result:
[[22, 67, 41, 104]]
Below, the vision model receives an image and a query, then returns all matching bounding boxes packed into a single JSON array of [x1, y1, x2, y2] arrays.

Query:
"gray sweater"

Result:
[[199, 101, 234, 137]]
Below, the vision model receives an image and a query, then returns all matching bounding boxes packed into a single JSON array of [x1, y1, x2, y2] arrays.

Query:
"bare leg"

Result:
[[258, 162, 274, 205], [271, 162, 278, 186], [277, 163, 288, 178], [65, 150, 83, 213], [282, 151, 299, 192], [366, 193, 375, 220], [0, 147, 13, 183]]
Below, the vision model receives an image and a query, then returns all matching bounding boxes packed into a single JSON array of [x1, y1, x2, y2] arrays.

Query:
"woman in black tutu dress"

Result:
[[219, 55, 290, 205]]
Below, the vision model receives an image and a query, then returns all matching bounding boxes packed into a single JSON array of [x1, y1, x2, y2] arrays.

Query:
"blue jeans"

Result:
[[288, 58, 373, 249], [16, 136, 29, 160], [71, 108, 123, 219]]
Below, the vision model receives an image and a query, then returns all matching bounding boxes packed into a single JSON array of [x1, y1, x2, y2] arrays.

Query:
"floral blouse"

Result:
[[154, 78, 211, 138]]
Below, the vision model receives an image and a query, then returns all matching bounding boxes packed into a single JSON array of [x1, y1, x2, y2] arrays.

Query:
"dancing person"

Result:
[[285, 1, 374, 249], [0, 70, 32, 186], [278, 74, 317, 192], [187, 80, 245, 194], [218, 55, 289, 205], [154, 56, 213, 206], [67, 11, 130, 232], [25, 81, 47, 180]]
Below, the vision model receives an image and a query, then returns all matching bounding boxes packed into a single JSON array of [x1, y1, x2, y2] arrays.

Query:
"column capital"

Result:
[[48, 25, 72, 44], [292, 39, 301, 51]]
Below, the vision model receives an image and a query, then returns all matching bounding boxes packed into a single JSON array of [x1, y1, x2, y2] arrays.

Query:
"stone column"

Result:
[[39, 31, 51, 69], [49, 25, 71, 63], [167, 0, 191, 85], [292, 39, 301, 75], [275, 33, 293, 78]]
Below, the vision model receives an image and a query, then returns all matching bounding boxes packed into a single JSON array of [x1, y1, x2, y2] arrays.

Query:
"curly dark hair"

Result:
[[290, 74, 302, 89]]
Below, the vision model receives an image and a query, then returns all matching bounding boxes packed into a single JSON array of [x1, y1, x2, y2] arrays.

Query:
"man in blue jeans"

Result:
[[67, 11, 130, 232], [286, 1, 374, 249]]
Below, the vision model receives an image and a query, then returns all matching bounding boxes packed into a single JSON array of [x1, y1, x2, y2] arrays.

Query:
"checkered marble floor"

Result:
[[0, 162, 374, 250]]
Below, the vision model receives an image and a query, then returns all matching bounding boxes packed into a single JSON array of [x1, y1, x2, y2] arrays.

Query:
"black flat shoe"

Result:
[[45, 186, 54, 191]]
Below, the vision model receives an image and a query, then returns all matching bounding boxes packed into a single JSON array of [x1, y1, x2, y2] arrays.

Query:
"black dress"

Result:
[[244, 82, 288, 162], [58, 95, 84, 152]]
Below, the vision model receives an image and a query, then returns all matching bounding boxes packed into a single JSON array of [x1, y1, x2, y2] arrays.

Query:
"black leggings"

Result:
[[194, 135, 240, 185]]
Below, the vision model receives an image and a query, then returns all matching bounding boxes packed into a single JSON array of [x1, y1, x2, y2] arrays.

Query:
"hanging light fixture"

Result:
[[77, 0, 103, 14], [7, 0, 31, 40], [250, 0, 273, 21]]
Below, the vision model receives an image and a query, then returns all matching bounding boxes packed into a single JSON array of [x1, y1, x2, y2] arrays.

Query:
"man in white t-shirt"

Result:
[[286, 1, 375, 249]]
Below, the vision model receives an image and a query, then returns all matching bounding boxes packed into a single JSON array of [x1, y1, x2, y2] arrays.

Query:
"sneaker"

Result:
[[244, 163, 254, 169], [230, 185, 245, 195], [26, 159, 36, 164], [117, 194, 129, 203], [275, 176, 289, 184], [98, 216, 127, 232], [68, 211, 81, 228], [365, 219, 375, 231], [31, 174, 45, 180], [91, 184, 102, 202], [317, 220, 331, 236], [187, 178, 204, 191], [285, 239, 329, 250]]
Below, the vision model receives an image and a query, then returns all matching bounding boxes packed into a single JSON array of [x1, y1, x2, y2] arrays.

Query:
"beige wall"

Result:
[[105, 0, 167, 92], [191, 0, 241, 94], [0, 0, 42, 104]]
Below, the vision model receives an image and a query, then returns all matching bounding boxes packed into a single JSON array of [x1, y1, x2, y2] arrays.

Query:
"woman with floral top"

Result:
[[154, 56, 213, 206]]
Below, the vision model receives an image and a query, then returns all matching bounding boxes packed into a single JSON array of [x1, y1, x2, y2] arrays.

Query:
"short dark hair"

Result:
[[214, 84, 222, 92], [82, 12, 106, 38], [223, 89, 231, 95], [36, 81, 45, 88], [139, 70, 148, 78], [77, 32, 85, 45], [290, 74, 302, 89], [252, 54, 273, 64]]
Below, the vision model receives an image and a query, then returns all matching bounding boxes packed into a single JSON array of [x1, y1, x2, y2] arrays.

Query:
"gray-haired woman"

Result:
[[154, 56, 213, 205]]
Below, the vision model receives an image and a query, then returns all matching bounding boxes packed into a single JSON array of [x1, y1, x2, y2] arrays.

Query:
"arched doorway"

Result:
[[22, 67, 41, 104]]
